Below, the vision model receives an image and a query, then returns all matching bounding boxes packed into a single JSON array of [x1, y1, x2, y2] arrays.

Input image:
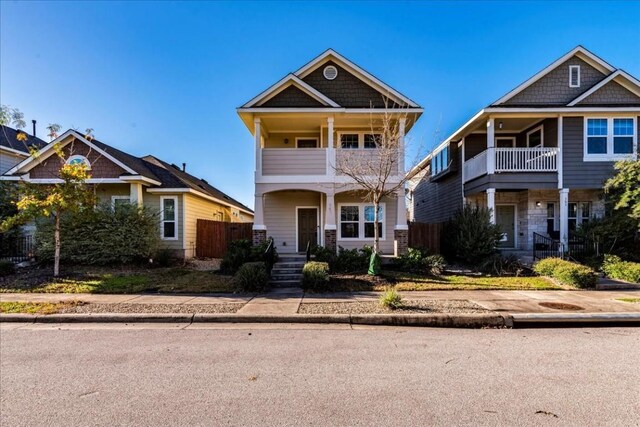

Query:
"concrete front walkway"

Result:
[[1, 288, 639, 314]]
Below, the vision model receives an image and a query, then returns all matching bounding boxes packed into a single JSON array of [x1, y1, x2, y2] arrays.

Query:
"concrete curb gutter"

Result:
[[512, 312, 640, 328], [0, 312, 510, 328]]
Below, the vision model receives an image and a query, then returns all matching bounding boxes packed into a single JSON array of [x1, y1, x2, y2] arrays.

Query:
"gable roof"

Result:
[[239, 49, 421, 110], [567, 69, 640, 106], [0, 125, 47, 155], [492, 46, 616, 106], [241, 74, 340, 108]]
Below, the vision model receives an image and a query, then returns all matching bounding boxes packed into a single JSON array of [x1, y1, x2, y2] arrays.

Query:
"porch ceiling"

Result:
[[469, 117, 548, 134]]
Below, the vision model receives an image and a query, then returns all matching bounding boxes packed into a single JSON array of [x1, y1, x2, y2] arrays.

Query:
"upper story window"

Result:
[[527, 125, 544, 147], [339, 133, 382, 149], [160, 196, 178, 240], [431, 145, 449, 176], [341, 134, 359, 149], [585, 117, 636, 161], [569, 65, 581, 88], [66, 155, 91, 170], [296, 138, 318, 148]]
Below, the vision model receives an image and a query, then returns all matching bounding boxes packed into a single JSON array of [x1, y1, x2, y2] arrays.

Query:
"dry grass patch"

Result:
[[0, 301, 85, 315], [0, 266, 235, 294], [616, 298, 640, 303], [327, 271, 562, 292]]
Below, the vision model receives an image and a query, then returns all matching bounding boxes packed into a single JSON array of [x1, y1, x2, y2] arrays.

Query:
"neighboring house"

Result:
[[237, 49, 423, 255], [409, 46, 639, 257], [0, 124, 47, 174], [1, 129, 253, 259]]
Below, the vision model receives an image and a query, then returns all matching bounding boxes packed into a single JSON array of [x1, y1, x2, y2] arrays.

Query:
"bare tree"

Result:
[[334, 102, 423, 259]]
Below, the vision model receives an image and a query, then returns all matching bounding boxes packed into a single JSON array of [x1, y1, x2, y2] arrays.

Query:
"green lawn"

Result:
[[616, 298, 640, 303], [0, 301, 82, 314], [328, 271, 563, 292], [0, 267, 236, 294]]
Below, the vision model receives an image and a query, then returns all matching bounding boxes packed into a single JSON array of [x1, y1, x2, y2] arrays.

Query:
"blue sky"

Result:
[[2, 1, 639, 208]]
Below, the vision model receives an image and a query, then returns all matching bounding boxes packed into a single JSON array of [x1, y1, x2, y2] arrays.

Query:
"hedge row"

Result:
[[602, 255, 640, 284], [533, 258, 597, 288]]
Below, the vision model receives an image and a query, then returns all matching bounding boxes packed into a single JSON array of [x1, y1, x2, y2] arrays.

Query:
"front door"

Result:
[[297, 208, 318, 252], [496, 205, 516, 248]]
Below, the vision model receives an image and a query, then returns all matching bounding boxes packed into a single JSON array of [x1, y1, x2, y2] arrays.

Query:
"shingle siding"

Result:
[[261, 85, 325, 108], [303, 61, 396, 108], [500, 56, 606, 106], [411, 144, 462, 223], [577, 81, 640, 106]]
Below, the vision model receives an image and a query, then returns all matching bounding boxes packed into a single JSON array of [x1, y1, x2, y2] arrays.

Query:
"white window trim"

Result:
[[66, 154, 92, 170], [111, 195, 130, 210], [295, 137, 319, 148], [569, 65, 581, 88], [526, 125, 544, 147], [568, 201, 591, 228], [337, 202, 386, 241], [583, 116, 637, 162], [160, 196, 179, 241], [546, 202, 558, 233], [337, 132, 383, 150]]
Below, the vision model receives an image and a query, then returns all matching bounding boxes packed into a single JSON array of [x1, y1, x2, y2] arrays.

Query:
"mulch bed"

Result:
[[298, 300, 489, 315], [60, 303, 244, 314]]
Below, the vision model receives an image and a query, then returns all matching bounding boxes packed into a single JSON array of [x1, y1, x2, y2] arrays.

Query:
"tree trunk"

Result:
[[373, 200, 380, 254], [54, 212, 61, 277]]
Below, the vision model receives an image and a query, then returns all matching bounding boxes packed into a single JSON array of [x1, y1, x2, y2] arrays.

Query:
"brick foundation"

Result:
[[252, 229, 267, 246], [394, 229, 408, 256], [324, 229, 336, 252]]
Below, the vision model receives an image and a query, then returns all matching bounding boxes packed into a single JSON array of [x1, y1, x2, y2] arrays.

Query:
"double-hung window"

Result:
[[339, 204, 385, 240], [111, 195, 130, 213], [340, 134, 359, 149], [364, 134, 381, 149], [568, 202, 591, 233], [340, 133, 382, 149], [161, 196, 178, 240], [585, 117, 636, 160]]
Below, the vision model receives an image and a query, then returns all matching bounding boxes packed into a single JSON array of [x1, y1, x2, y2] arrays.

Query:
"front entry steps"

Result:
[[270, 254, 306, 288]]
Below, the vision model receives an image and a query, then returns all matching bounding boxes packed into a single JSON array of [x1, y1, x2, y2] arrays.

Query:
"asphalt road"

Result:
[[1, 323, 639, 426]]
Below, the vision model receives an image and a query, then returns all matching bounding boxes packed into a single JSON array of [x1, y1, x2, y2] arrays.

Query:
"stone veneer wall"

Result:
[[466, 189, 605, 251]]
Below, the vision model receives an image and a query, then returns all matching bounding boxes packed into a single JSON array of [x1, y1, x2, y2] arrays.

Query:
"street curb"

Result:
[[512, 312, 640, 328], [0, 312, 509, 328]]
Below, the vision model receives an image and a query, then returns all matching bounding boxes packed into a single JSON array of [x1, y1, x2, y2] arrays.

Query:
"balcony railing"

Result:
[[464, 147, 558, 182], [495, 147, 558, 172], [463, 150, 488, 182], [261, 148, 327, 176]]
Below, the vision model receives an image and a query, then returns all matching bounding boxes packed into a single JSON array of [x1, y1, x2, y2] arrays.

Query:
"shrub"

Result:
[[301, 261, 330, 291], [478, 254, 526, 276], [533, 258, 566, 276], [0, 260, 15, 277], [533, 258, 597, 288], [311, 245, 337, 265], [394, 249, 447, 275], [425, 255, 447, 275], [221, 239, 277, 274], [602, 255, 640, 284], [35, 203, 160, 265], [379, 288, 403, 310], [441, 205, 503, 266], [233, 262, 270, 292], [152, 248, 176, 267]]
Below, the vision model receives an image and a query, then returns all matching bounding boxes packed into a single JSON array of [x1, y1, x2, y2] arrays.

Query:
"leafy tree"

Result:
[[604, 159, 640, 227]]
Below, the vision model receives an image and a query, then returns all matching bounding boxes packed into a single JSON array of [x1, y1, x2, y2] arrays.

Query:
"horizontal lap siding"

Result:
[[143, 192, 184, 254], [184, 194, 231, 258], [562, 116, 615, 189], [264, 191, 320, 253], [336, 150, 397, 175], [1, 151, 24, 174], [262, 149, 326, 175], [412, 145, 462, 223], [335, 193, 396, 255]]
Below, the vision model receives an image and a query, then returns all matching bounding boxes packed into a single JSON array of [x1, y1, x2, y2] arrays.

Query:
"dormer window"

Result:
[[569, 65, 580, 88]]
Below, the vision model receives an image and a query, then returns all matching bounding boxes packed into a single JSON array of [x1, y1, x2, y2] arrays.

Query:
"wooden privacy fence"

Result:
[[408, 222, 443, 253], [196, 220, 253, 258]]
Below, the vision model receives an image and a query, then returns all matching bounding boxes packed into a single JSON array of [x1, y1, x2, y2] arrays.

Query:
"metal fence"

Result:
[[0, 234, 34, 263]]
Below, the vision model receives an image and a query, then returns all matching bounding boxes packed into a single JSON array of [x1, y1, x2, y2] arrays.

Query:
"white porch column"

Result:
[[398, 117, 406, 175], [557, 115, 563, 189], [487, 117, 495, 174], [254, 118, 262, 177], [129, 182, 143, 207], [327, 117, 335, 177], [486, 188, 496, 224], [395, 188, 408, 229], [324, 191, 337, 252], [253, 194, 266, 230], [559, 188, 569, 252]]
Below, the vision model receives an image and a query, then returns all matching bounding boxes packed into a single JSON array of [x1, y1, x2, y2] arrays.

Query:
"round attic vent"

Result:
[[323, 65, 338, 80]]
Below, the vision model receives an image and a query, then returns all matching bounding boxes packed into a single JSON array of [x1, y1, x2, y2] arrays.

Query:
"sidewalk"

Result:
[[2, 288, 639, 314]]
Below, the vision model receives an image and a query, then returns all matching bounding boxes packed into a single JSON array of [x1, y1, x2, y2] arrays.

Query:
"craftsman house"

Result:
[[409, 46, 639, 259], [237, 49, 423, 255]]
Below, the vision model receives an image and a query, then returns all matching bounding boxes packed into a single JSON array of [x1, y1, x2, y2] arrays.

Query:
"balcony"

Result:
[[261, 148, 327, 176], [464, 147, 558, 183]]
